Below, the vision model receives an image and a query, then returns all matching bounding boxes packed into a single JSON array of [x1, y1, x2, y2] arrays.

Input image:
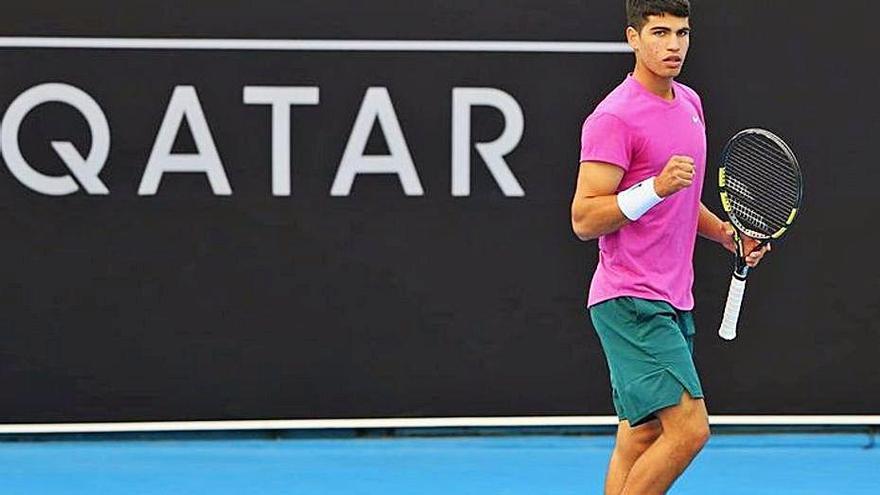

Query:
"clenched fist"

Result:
[[654, 155, 695, 198]]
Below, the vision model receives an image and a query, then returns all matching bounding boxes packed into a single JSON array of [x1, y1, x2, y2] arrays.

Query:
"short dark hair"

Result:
[[626, 0, 691, 32]]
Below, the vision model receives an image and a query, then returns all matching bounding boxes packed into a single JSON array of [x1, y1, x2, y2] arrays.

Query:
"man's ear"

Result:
[[626, 26, 640, 51]]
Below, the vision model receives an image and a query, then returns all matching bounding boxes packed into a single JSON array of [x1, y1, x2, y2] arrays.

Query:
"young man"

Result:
[[570, 1, 770, 494]]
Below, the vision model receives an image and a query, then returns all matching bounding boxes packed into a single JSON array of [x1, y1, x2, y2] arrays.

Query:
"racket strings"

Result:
[[726, 176, 793, 229], [723, 134, 801, 235], [727, 186, 794, 234], [731, 204, 770, 233], [731, 142, 800, 196], [729, 140, 801, 195], [726, 179, 794, 232]]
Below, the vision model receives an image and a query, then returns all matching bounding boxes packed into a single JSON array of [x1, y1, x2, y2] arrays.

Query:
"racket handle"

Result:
[[718, 276, 747, 341]]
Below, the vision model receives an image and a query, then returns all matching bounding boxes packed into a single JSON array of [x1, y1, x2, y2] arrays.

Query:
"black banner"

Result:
[[0, 0, 876, 423]]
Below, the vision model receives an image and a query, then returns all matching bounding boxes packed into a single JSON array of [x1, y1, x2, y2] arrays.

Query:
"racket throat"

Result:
[[733, 234, 750, 279]]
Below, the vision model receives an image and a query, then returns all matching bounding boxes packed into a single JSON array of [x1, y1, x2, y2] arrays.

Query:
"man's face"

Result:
[[627, 14, 691, 78]]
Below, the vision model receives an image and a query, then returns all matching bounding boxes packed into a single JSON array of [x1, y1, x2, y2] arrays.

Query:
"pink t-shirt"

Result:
[[580, 75, 707, 310]]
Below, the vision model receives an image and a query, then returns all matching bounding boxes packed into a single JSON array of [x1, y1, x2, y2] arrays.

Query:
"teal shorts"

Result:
[[590, 297, 704, 427]]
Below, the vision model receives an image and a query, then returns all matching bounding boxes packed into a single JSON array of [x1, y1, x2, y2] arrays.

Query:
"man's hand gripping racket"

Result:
[[717, 129, 804, 341]]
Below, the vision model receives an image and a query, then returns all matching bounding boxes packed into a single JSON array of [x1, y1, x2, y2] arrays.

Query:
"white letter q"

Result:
[[1, 83, 110, 195]]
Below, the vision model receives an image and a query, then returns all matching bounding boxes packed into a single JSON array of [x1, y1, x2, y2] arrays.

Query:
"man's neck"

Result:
[[632, 64, 675, 101]]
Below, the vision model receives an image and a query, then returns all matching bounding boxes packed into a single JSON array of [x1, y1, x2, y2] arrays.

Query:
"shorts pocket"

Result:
[[678, 311, 696, 337], [621, 297, 641, 325]]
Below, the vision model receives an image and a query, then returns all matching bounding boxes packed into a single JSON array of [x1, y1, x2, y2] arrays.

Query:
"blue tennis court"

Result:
[[1, 432, 876, 494]]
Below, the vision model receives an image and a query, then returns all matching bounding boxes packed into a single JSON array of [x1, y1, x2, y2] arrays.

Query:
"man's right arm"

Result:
[[570, 161, 629, 242], [571, 157, 696, 242]]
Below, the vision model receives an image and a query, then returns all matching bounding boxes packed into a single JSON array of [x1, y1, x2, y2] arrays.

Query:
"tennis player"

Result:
[[570, 1, 770, 494]]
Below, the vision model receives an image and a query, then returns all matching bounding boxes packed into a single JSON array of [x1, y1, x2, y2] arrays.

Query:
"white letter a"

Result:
[[139, 86, 232, 196], [331, 87, 423, 196]]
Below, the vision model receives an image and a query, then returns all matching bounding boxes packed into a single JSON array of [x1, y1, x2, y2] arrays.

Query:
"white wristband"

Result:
[[616, 177, 664, 221]]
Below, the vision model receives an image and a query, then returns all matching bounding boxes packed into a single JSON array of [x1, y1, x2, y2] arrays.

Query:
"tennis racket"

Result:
[[717, 128, 804, 340]]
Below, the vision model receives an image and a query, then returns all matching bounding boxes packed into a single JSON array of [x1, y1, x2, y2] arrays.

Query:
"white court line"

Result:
[[0, 416, 878, 434], [0, 37, 631, 53]]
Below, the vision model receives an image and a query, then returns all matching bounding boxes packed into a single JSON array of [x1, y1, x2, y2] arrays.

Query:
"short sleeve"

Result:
[[579, 112, 633, 171]]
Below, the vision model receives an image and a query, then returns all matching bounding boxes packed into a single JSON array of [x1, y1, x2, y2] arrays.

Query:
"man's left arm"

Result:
[[698, 202, 770, 267], [698, 203, 730, 247]]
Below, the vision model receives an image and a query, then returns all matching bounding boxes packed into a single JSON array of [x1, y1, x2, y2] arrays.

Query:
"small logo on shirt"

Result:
[[692, 115, 701, 125]]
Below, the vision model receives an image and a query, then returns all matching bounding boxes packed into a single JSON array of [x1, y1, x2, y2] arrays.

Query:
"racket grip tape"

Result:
[[718, 276, 747, 341]]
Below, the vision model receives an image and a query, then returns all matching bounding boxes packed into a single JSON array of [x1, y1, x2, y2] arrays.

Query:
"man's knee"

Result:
[[617, 420, 662, 458], [659, 417, 708, 458], [658, 393, 710, 454], [681, 418, 710, 453]]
